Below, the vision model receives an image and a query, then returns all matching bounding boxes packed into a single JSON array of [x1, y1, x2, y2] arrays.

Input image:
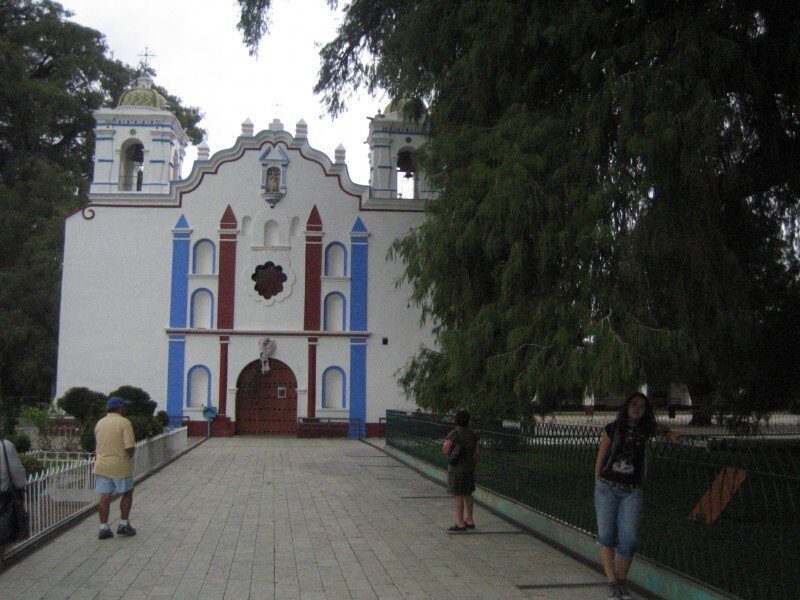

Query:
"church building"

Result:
[[55, 75, 434, 437]]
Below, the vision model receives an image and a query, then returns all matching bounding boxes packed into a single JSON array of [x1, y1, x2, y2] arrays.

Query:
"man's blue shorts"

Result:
[[94, 475, 134, 494]]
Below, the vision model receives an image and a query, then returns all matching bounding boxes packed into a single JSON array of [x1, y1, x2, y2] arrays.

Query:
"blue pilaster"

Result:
[[349, 218, 369, 437], [349, 339, 367, 437], [167, 334, 186, 427], [349, 218, 369, 331], [167, 215, 192, 426]]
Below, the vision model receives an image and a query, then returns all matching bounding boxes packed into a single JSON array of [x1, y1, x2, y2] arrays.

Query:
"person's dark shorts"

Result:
[[447, 469, 476, 496]]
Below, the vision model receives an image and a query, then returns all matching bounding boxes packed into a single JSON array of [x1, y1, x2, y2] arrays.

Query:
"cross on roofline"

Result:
[[273, 100, 282, 116]]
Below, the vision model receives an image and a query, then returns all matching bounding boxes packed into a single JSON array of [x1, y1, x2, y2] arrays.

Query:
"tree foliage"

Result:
[[0, 1, 204, 405], [108, 385, 157, 418], [57, 386, 106, 424], [234, 1, 800, 419], [239, 1, 800, 419]]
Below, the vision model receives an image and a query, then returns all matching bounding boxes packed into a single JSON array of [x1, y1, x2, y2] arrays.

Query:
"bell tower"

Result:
[[367, 98, 432, 201], [89, 75, 189, 195]]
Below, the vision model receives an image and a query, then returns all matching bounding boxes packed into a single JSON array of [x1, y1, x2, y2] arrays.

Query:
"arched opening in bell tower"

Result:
[[119, 140, 144, 191], [396, 148, 417, 199]]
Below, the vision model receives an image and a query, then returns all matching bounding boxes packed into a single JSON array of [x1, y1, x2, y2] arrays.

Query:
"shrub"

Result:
[[57, 387, 106, 424], [10, 432, 32, 454], [155, 410, 170, 428], [128, 415, 165, 441], [18, 454, 44, 477], [80, 418, 99, 453], [108, 386, 157, 417]]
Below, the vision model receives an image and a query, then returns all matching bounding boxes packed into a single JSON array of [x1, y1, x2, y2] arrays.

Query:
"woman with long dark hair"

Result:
[[594, 392, 682, 599]]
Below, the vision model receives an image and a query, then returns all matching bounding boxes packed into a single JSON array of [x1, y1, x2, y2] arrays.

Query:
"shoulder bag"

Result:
[[447, 430, 463, 465]]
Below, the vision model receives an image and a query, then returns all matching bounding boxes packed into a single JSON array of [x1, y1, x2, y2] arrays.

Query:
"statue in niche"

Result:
[[266, 166, 280, 193], [262, 165, 284, 207]]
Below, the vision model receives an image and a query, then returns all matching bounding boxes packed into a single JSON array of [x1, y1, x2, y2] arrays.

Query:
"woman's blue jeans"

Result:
[[594, 478, 643, 558]]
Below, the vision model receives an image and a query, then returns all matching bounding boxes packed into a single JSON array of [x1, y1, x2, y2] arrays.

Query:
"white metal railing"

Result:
[[132, 426, 188, 480], [24, 450, 94, 464], [10, 427, 188, 553]]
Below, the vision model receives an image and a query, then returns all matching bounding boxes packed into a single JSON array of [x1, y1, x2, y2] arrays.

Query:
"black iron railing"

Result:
[[386, 411, 800, 600]]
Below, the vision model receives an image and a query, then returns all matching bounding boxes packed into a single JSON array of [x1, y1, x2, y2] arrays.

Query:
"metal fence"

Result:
[[386, 412, 799, 600], [10, 427, 188, 553]]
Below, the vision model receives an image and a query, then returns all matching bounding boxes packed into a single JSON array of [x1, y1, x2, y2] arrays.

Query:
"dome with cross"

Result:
[[118, 74, 168, 110]]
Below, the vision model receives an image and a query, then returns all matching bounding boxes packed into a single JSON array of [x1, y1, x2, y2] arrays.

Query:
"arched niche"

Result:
[[290, 216, 301, 238], [186, 365, 211, 408], [190, 288, 214, 329], [322, 366, 346, 409], [323, 292, 346, 332], [192, 239, 216, 275], [264, 220, 280, 246], [324, 242, 348, 277]]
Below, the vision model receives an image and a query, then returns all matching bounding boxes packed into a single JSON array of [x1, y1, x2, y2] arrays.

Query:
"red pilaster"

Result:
[[217, 205, 238, 415], [303, 205, 323, 330], [304, 206, 323, 416], [218, 335, 230, 416], [307, 337, 318, 419]]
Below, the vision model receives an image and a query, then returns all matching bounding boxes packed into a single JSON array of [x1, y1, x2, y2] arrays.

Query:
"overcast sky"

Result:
[[61, 0, 384, 184]]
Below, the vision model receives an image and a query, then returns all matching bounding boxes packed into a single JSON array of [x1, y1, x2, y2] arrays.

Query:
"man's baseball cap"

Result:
[[106, 396, 131, 410]]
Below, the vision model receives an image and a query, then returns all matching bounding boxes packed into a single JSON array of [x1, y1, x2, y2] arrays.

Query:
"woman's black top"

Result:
[[446, 427, 477, 473], [599, 419, 655, 486]]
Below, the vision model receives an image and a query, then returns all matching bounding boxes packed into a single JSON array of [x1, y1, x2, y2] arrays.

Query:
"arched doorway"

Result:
[[235, 358, 297, 435]]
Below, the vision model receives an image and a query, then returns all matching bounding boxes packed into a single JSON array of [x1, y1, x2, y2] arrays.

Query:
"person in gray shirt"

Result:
[[0, 439, 27, 492], [1, 437, 28, 558]]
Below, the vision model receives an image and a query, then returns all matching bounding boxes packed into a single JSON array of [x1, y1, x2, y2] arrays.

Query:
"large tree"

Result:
[[0, 0, 204, 408], [238, 1, 800, 420]]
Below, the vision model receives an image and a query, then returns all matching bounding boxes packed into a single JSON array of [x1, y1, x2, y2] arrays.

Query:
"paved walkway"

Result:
[[0, 438, 633, 599]]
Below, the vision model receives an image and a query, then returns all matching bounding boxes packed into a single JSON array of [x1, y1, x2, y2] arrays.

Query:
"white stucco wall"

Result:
[[57, 207, 177, 401]]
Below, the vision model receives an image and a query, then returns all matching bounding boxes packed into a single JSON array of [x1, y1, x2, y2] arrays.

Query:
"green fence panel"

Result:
[[386, 412, 800, 600]]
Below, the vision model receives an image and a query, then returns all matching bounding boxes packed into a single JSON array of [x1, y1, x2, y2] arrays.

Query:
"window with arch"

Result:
[[119, 140, 144, 191], [322, 366, 346, 409], [323, 292, 346, 332], [192, 240, 216, 275], [396, 147, 417, 199], [264, 220, 280, 246], [186, 365, 211, 408], [324, 242, 347, 277], [190, 288, 214, 329]]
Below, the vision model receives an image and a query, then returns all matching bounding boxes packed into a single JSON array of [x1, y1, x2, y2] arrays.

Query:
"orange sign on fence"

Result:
[[689, 467, 747, 524]]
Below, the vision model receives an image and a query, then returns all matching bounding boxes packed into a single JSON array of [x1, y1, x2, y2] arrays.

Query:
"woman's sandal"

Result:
[[448, 524, 467, 532]]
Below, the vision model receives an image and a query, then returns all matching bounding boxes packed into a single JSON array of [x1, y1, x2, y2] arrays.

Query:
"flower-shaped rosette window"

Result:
[[251, 261, 288, 300]]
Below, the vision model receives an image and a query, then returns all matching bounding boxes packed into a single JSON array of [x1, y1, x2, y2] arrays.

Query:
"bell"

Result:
[[397, 150, 415, 176]]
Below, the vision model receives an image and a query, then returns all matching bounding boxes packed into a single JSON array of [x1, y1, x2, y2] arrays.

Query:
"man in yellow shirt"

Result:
[[93, 396, 136, 539]]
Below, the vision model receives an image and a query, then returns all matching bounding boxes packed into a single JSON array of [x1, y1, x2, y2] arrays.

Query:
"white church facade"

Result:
[[56, 76, 434, 437]]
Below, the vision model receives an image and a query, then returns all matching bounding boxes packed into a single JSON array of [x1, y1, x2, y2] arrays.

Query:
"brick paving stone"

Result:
[[0, 437, 645, 599]]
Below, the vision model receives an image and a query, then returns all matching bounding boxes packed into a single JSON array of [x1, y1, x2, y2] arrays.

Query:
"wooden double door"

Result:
[[235, 359, 297, 435]]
